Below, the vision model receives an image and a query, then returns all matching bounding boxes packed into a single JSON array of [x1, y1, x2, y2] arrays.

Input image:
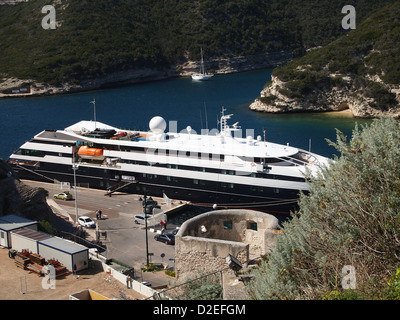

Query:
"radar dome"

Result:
[[149, 116, 167, 134]]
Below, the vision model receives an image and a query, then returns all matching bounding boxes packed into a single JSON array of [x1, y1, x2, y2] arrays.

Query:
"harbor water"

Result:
[[0, 69, 371, 160]]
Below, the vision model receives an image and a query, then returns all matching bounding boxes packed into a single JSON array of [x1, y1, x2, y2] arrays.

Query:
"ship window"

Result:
[[273, 188, 280, 194], [23, 149, 45, 157], [193, 179, 199, 185], [229, 183, 234, 189], [223, 221, 233, 230], [221, 183, 227, 188], [166, 176, 171, 181]]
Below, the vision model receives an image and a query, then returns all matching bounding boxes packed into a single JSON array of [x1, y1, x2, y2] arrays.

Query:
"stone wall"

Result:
[[175, 209, 279, 281], [175, 236, 249, 281]]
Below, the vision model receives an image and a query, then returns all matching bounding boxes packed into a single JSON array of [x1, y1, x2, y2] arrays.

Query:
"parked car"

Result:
[[141, 281, 152, 287], [134, 214, 149, 225], [78, 216, 96, 228], [53, 191, 73, 200], [142, 197, 158, 208], [154, 233, 175, 245]]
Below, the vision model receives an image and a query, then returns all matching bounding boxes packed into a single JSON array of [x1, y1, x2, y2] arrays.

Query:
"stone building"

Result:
[[174, 209, 280, 282]]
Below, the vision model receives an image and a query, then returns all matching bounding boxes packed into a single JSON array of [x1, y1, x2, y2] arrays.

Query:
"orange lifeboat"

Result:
[[77, 146, 105, 160]]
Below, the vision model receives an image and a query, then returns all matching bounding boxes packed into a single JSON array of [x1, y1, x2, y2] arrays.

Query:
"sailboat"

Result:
[[192, 48, 214, 81]]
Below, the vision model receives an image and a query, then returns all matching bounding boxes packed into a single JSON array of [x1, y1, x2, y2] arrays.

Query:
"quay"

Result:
[[21, 179, 205, 288]]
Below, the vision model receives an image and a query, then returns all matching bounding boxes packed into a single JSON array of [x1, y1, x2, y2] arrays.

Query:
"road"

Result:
[[22, 180, 177, 284]]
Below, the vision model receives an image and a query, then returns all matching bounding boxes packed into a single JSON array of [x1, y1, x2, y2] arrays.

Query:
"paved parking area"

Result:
[[22, 180, 179, 287]]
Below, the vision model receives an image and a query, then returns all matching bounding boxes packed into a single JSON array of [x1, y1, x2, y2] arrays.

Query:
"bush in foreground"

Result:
[[248, 117, 400, 299]]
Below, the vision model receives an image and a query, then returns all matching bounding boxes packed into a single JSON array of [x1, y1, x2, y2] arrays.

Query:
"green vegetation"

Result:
[[248, 117, 400, 299], [269, 1, 400, 112], [165, 269, 176, 277], [0, 0, 396, 85], [141, 263, 162, 272], [174, 273, 223, 300], [38, 220, 57, 235]]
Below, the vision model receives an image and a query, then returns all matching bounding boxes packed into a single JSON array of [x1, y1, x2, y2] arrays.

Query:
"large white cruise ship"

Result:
[[7, 108, 329, 216]]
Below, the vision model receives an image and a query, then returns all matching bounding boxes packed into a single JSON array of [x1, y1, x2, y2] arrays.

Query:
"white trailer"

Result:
[[10, 228, 51, 253], [0, 215, 38, 248], [37, 237, 89, 272]]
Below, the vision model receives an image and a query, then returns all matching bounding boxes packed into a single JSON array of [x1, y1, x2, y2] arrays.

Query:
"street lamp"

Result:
[[72, 146, 79, 225], [143, 193, 149, 267]]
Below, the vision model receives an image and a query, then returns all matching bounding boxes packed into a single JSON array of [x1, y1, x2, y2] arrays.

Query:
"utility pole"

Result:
[[72, 146, 78, 225], [143, 193, 149, 266]]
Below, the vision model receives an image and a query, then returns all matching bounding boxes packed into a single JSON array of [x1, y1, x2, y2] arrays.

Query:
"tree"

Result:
[[248, 117, 400, 299]]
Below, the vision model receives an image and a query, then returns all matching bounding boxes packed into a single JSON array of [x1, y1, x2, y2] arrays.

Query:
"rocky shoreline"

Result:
[[0, 51, 294, 99], [249, 75, 400, 119]]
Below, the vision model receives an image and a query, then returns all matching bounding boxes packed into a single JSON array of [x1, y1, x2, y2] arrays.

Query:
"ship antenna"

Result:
[[90, 98, 96, 129], [204, 102, 209, 132]]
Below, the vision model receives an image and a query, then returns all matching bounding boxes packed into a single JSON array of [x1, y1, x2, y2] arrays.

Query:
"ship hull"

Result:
[[9, 161, 301, 217]]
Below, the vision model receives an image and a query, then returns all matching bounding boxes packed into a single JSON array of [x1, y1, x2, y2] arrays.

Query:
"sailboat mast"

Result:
[[200, 48, 205, 75]]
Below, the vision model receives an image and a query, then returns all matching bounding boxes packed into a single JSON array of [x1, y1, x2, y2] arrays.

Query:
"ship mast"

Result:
[[90, 98, 96, 129]]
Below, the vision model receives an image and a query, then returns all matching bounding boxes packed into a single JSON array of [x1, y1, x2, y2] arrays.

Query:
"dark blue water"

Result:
[[0, 69, 370, 159]]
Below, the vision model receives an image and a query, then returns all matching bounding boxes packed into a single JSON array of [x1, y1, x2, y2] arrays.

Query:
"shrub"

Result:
[[142, 263, 161, 272], [247, 118, 400, 300], [165, 269, 176, 277], [258, 95, 277, 104], [38, 220, 57, 235]]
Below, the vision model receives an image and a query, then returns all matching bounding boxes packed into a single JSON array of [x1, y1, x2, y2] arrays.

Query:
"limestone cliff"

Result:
[[250, 2, 400, 118], [249, 74, 400, 118]]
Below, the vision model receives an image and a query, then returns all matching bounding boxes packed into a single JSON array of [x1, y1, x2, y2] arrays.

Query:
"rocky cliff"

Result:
[[0, 159, 53, 221], [249, 2, 400, 118], [249, 75, 400, 118]]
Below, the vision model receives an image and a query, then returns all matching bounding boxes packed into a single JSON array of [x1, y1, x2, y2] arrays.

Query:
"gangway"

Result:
[[105, 179, 136, 196]]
